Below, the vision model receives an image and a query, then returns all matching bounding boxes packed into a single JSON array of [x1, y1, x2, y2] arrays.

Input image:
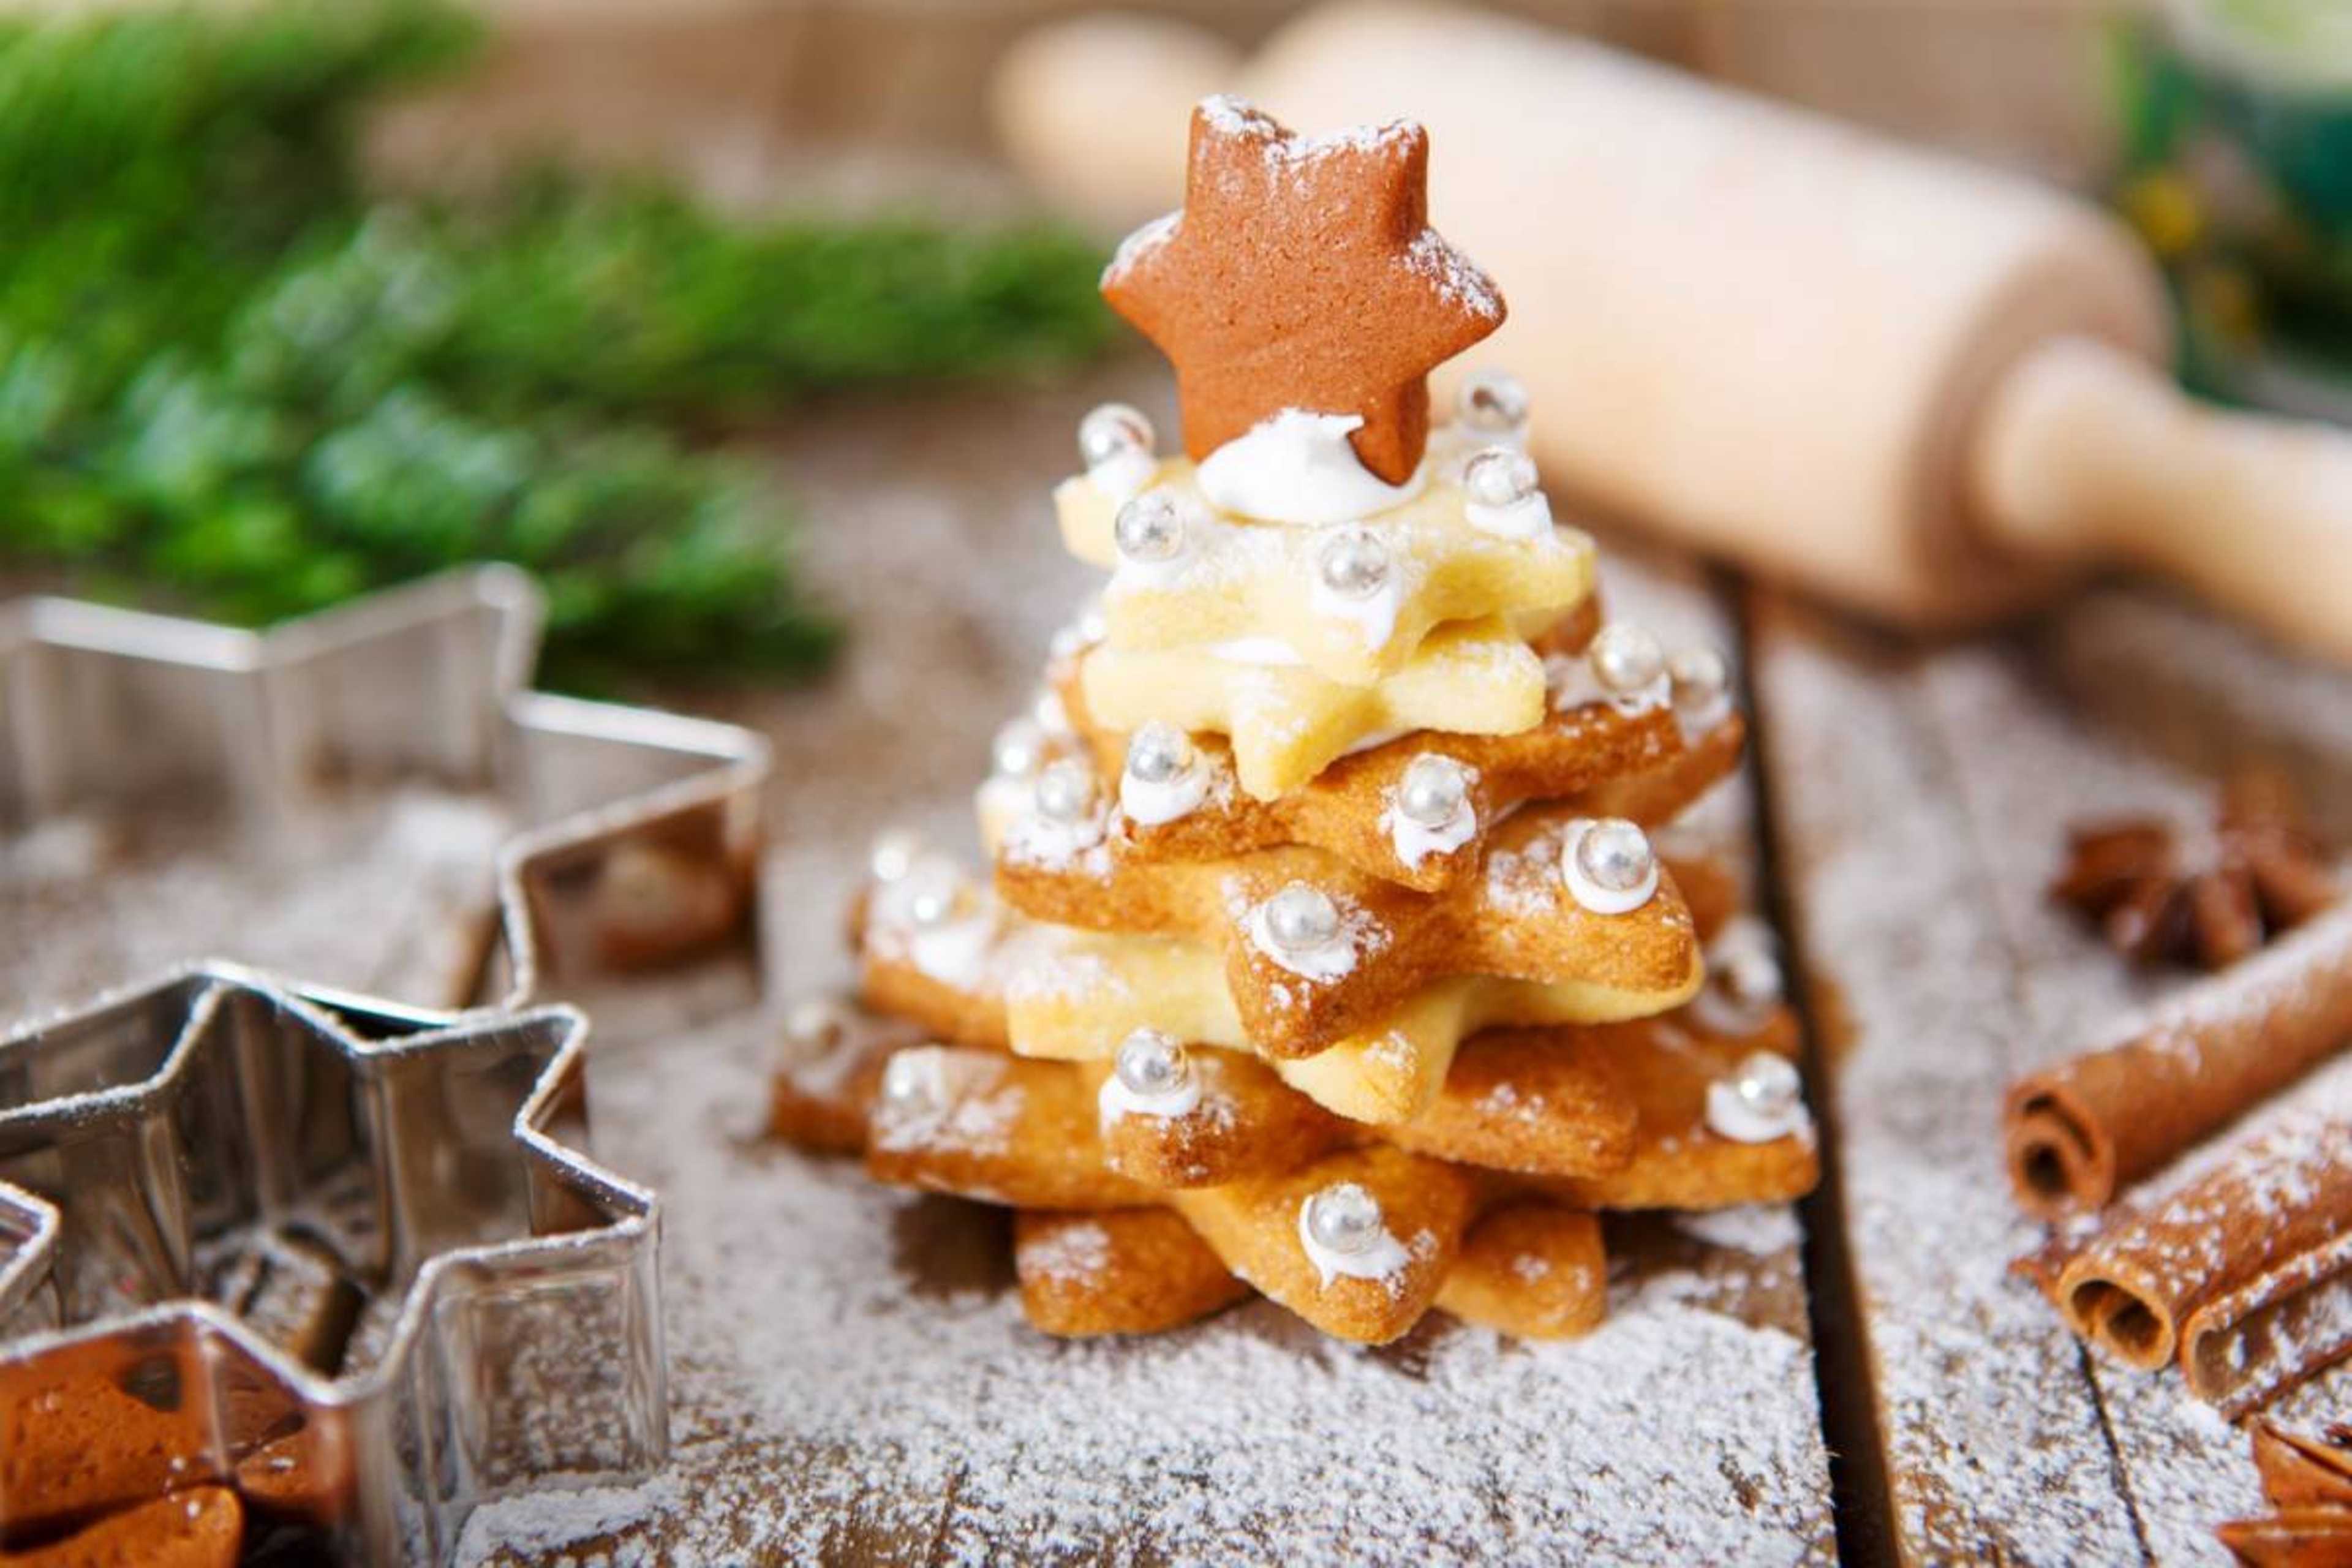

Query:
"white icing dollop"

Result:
[[1245, 895, 1363, 982], [1097, 1069, 1203, 1128], [1310, 567, 1403, 652], [1087, 449, 1158, 503], [1559, 818, 1660, 916], [1546, 654, 1670, 718], [1006, 805, 1107, 867], [1382, 791, 1478, 870], [907, 914, 996, 990], [1196, 409, 1424, 524], [1121, 761, 1210, 826], [1691, 914, 1782, 1035], [1295, 1200, 1411, 1287], [1705, 1058, 1812, 1145], [1464, 489, 1552, 540]]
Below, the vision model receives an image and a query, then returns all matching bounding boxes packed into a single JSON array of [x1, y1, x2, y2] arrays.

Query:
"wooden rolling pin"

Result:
[[993, 3, 2352, 657]]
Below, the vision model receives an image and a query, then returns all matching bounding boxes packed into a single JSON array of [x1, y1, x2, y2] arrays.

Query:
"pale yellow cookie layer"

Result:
[[1055, 462, 1593, 686], [1003, 924, 1700, 1125], [1080, 614, 1547, 800]]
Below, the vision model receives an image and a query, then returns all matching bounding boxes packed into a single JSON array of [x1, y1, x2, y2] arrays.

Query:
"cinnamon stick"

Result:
[[2049, 1115, 2352, 1410], [2006, 899, 2352, 1216]]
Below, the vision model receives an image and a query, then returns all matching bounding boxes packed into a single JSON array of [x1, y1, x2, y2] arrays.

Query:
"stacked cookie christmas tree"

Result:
[[773, 97, 1819, 1343]]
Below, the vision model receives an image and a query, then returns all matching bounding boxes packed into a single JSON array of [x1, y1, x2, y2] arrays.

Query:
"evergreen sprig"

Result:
[[0, 0, 1116, 687]]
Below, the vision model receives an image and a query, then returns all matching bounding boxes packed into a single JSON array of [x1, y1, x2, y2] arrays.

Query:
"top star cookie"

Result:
[[1101, 96, 1504, 484]]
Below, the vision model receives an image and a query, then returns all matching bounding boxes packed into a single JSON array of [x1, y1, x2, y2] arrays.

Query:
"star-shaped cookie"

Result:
[[1101, 96, 1504, 483], [994, 802, 1701, 1057], [1054, 462, 1591, 686]]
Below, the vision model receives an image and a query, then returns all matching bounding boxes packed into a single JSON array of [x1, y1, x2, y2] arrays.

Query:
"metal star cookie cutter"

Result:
[[0, 564, 773, 1015], [0, 963, 659, 1564]]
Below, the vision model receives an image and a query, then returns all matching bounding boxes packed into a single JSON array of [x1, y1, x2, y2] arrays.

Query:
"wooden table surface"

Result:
[[6, 366, 2349, 1563]]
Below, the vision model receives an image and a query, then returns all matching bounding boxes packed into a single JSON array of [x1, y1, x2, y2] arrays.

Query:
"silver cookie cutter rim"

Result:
[[0, 960, 662, 1564], [0, 562, 775, 1008], [0, 567, 780, 1559]]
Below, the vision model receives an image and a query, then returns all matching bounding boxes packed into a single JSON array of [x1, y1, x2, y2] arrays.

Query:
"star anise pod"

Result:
[[2216, 1420, 2352, 1566], [2052, 774, 2340, 970]]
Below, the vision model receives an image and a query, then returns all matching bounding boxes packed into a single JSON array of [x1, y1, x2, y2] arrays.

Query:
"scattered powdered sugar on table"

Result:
[[1, 785, 511, 1021], [1761, 608, 2352, 1565], [456, 1014, 1832, 1564], [1755, 611, 2150, 1562]]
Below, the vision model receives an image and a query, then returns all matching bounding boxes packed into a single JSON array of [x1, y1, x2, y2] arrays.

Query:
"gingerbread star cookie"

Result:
[[1102, 96, 1504, 484]]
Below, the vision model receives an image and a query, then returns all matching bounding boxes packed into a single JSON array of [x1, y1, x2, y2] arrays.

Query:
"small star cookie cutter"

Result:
[[0, 963, 661, 1564], [0, 564, 774, 1010]]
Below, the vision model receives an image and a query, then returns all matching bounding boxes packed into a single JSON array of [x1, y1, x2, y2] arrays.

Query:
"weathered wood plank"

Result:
[[1757, 585, 2352, 1566], [1750, 595, 2146, 1563], [1917, 602, 2352, 1566]]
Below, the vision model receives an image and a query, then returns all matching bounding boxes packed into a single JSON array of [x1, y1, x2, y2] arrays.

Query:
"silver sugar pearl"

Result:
[[1314, 524, 1392, 600], [1463, 445, 1538, 509], [1574, 818, 1654, 894], [1114, 1028, 1191, 1099], [1114, 491, 1189, 565], [1031, 687, 1072, 737], [992, 717, 1048, 780], [1397, 753, 1469, 829], [1125, 722, 1195, 786], [1670, 644, 1730, 710], [1731, 1052, 1801, 1117], [1033, 757, 1098, 824], [901, 861, 964, 928], [1263, 882, 1341, 954], [869, 827, 924, 883], [1079, 402, 1155, 469], [1458, 370, 1529, 434], [881, 1053, 935, 1111], [1304, 1182, 1385, 1256], [1590, 623, 1667, 695]]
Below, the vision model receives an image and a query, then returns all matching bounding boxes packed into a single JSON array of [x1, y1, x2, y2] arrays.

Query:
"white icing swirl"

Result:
[[1087, 449, 1158, 503], [1383, 792, 1478, 870], [1310, 569, 1403, 653], [1559, 818, 1659, 916], [1705, 1069, 1812, 1145], [1464, 490, 1552, 540], [907, 915, 995, 990], [1120, 763, 1210, 826], [1245, 897, 1363, 982], [1096, 1069, 1203, 1129], [1295, 1202, 1411, 1287], [1547, 654, 1670, 718], [1196, 409, 1425, 524]]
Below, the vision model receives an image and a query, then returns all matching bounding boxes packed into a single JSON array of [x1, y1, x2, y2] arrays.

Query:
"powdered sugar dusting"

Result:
[[1401, 228, 1503, 323], [1755, 611, 2149, 1561], [454, 1014, 1831, 1562], [1022, 1219, 1112, 1284]]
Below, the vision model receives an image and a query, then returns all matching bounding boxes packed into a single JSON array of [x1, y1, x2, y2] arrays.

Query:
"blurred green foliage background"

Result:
[[0, 0, 1115, 686]]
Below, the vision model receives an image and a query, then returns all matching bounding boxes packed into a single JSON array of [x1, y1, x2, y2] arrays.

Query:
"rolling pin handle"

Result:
[[1973, 335, 2352, 662]]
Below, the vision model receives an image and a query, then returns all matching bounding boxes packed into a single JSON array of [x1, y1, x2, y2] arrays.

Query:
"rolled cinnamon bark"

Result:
[[2005, 899, 2352, 1216], [2051, 1116, 2352, 1402]]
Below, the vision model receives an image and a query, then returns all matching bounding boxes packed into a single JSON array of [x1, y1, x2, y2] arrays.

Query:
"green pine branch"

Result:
[[0, 0, 1117, 688]]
